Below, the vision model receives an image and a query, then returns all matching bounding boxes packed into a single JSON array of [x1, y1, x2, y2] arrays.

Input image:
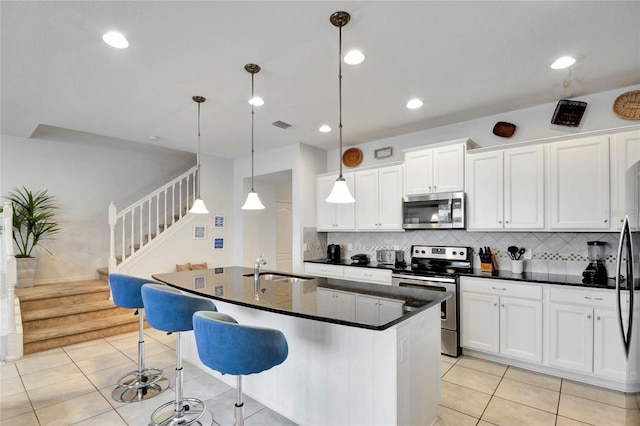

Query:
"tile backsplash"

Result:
[[303, 228, 621, 277]]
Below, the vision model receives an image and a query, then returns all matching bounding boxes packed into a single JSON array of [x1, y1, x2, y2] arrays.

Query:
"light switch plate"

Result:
[[524, 249, 532, 260]]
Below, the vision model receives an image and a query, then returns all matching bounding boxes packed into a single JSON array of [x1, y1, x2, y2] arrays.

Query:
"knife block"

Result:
[[480, 262, 493, 273]]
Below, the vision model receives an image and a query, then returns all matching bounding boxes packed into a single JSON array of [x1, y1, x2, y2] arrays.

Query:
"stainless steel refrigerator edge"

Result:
[[615, 161, 640, 377]]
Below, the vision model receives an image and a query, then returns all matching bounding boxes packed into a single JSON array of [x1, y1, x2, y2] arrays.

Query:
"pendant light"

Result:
[[242, 63, 265, 210], [189, 95, 209, 214], [326, 11, 355, 204]]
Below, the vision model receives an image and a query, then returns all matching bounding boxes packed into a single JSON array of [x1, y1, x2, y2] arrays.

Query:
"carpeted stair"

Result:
[[16, 280, 141, 355]]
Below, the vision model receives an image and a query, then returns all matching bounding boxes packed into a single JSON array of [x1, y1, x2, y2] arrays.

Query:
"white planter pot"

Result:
[[16, 257, 39, 288]]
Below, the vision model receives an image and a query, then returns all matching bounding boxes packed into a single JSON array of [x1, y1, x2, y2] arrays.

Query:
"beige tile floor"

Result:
[[437, 355, 640, 426], [2, 330, 639, 426]]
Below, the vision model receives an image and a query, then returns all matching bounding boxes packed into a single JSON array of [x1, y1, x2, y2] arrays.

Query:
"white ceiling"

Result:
[[2, 1, 639, 159]]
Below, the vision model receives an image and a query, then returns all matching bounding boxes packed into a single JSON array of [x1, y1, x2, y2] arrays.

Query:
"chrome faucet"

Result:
[[254, 254, 267, 283]]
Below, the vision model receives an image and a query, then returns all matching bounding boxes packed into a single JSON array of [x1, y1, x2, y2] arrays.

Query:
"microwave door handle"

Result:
[[448, 197, 453, 222]]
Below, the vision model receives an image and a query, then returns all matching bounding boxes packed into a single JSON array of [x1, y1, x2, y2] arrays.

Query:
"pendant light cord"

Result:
[[196, 100, 202, 198], [338, 24, 344, 179], [251, 72, 256, 191]]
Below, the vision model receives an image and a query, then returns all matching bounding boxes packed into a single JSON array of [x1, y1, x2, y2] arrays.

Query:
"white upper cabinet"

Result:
[[317, 173, 355, 231], [404, 140, 472, 196], [610, 130, 640, 229], [548, 135, 610, 229], [467, 144, 544, 231], [355, 165, 403, 231]]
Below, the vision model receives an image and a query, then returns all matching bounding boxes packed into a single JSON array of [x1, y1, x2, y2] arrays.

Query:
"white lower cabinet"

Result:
[[343, 266, 392, 285], [304, 262, 344, 278], [316, 288, 355, 322], [461, 278, 543, 363], [355, 294, 404, 325], [549, 286, 638, 381]]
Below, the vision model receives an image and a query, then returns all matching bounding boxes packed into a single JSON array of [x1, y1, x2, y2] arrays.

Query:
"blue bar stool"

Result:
[[142, 283, 217, 426], [192, 311, 288, 426], [108, 273, 169, 403]]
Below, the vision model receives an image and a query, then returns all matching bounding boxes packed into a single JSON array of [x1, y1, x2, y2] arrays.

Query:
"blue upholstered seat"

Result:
[[108, 274, 169, 403], [141, 283, 217, 426], [142, 283, 217, 332], [192, 311, 288, 426], [192, 311, 288, 375]]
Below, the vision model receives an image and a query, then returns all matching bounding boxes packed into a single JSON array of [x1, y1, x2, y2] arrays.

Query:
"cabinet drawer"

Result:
[[461, 277, 542, 300], [344, 267, 392, 285], [304, 262, 344, 278], [550, 286, 617, 308]]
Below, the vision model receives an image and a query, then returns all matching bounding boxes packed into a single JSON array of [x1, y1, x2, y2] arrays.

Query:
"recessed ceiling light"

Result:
[[551, 56, 576, 70], [344, 50, 365, 65], [148, 136, 160, 141], [406, 99, 423, 109], [319, 125, 332, 133], [102, 31, 129, 49], [248, 96, 264, 106]]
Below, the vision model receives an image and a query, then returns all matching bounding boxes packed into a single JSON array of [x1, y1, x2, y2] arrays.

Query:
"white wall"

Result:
[[326, 84, 640, 171], [0, 130, 195, 283], [234, 143, 326, 273], [119, 154, 235, 278]]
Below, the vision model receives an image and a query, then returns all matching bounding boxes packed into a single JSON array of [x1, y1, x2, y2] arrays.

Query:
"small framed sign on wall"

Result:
[[193, 226, 206, 239], [213, 215, 225, 228], [213, 237, 224, 250]]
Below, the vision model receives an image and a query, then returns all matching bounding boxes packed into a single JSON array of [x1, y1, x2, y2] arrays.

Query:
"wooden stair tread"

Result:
[[21, 299, 121, 322], [15, 280, 108, 302], [23, 313, 138, 343]]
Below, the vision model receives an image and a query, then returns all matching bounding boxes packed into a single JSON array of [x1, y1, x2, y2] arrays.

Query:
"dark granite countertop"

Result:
[[152, 266, 449, 331], [304, 258, 625, 290]]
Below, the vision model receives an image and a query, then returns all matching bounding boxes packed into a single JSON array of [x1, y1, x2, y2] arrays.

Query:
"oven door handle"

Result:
[[392, 274, 456, 284]]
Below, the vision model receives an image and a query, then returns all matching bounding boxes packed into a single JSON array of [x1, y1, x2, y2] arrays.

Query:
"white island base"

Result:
[[181, 300, 442, 426]]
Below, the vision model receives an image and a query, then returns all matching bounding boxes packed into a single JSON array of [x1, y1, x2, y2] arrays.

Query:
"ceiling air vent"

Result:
[[272, 120, 292, 129]]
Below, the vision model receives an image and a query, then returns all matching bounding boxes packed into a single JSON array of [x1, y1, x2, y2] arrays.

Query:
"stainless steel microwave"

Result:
[[402, 192, 465, 229]]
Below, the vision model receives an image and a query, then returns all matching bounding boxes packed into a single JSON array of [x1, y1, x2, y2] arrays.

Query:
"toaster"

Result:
[[376, 249, 404, 265]]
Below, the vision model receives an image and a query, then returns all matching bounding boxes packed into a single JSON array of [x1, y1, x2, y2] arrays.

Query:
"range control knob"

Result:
[[452, 251, 457, 255], [421, 250, 426, 254], [460, 251, 465, 256]]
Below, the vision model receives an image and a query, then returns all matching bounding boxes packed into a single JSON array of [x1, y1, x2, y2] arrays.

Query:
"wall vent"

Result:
[[272, 120, 292, 129]]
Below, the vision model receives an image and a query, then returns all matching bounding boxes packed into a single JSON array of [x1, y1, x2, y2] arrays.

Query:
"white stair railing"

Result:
[[109, 166, 199, 272], [1, 201, 21, 361]]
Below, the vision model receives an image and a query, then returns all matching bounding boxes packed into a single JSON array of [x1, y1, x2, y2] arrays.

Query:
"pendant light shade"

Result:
[[242, 63, 265, 210], [326, 11, 355, 204], [189, 95, 209, 214]]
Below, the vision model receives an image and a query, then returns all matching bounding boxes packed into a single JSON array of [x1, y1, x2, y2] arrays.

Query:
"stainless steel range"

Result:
[[392, 245, 472, 357]]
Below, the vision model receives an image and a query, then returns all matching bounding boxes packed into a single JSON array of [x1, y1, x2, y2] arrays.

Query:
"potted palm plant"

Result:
[[6, 187, 60, 288]]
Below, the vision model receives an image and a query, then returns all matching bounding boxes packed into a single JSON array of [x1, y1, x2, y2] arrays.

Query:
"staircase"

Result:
[[16, 280, 140, 355]]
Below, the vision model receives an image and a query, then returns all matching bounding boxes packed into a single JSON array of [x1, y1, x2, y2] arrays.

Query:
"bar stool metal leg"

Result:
[[112, 308, 169, 403], [234, 376, 244, 426], [149, 332, 212, 426]]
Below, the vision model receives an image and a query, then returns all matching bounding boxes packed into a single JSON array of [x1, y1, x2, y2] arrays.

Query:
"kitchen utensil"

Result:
[[613, 90, 640, 120], [492, 121, 516, 138], [508, 246, 518, 260], [551, 100, 587, 127], [342, 148, 363, 167], [516, 248, 525, 260]]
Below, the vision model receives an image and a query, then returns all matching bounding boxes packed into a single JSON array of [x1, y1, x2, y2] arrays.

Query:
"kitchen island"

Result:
[[153, 266, 448, 426]]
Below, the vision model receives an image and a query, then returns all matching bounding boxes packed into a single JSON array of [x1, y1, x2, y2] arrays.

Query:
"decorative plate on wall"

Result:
[[613, 90, 640, 120], [342, 148, 363, 167]]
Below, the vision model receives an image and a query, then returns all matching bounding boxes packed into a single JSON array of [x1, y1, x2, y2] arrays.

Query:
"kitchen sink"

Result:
[[243, 273, 312, 283]]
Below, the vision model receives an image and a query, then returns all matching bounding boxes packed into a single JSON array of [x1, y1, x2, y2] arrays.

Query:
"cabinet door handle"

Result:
[[621, 218, 624, 223], [501, 303, 505, 307], [492, 287, 507, 291], [587, 314, 592, 319], [494, 303, 498, 307], [604, 219, 608, 223], [498, 220, 502, 224], [428, 186, 432, 192], [434, 185, 437, 191], [505, 220, 509, 224], [584, 296, 604, 301], [596, 316, 601, 321]]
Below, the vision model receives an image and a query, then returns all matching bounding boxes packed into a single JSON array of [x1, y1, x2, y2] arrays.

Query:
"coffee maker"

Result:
[[327, 244, 341, 263], [582, 241, 608, 285]]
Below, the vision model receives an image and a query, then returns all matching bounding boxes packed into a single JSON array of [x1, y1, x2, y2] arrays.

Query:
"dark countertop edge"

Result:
[[152, 268, 449, 331], [304, 259, 624, 290]]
